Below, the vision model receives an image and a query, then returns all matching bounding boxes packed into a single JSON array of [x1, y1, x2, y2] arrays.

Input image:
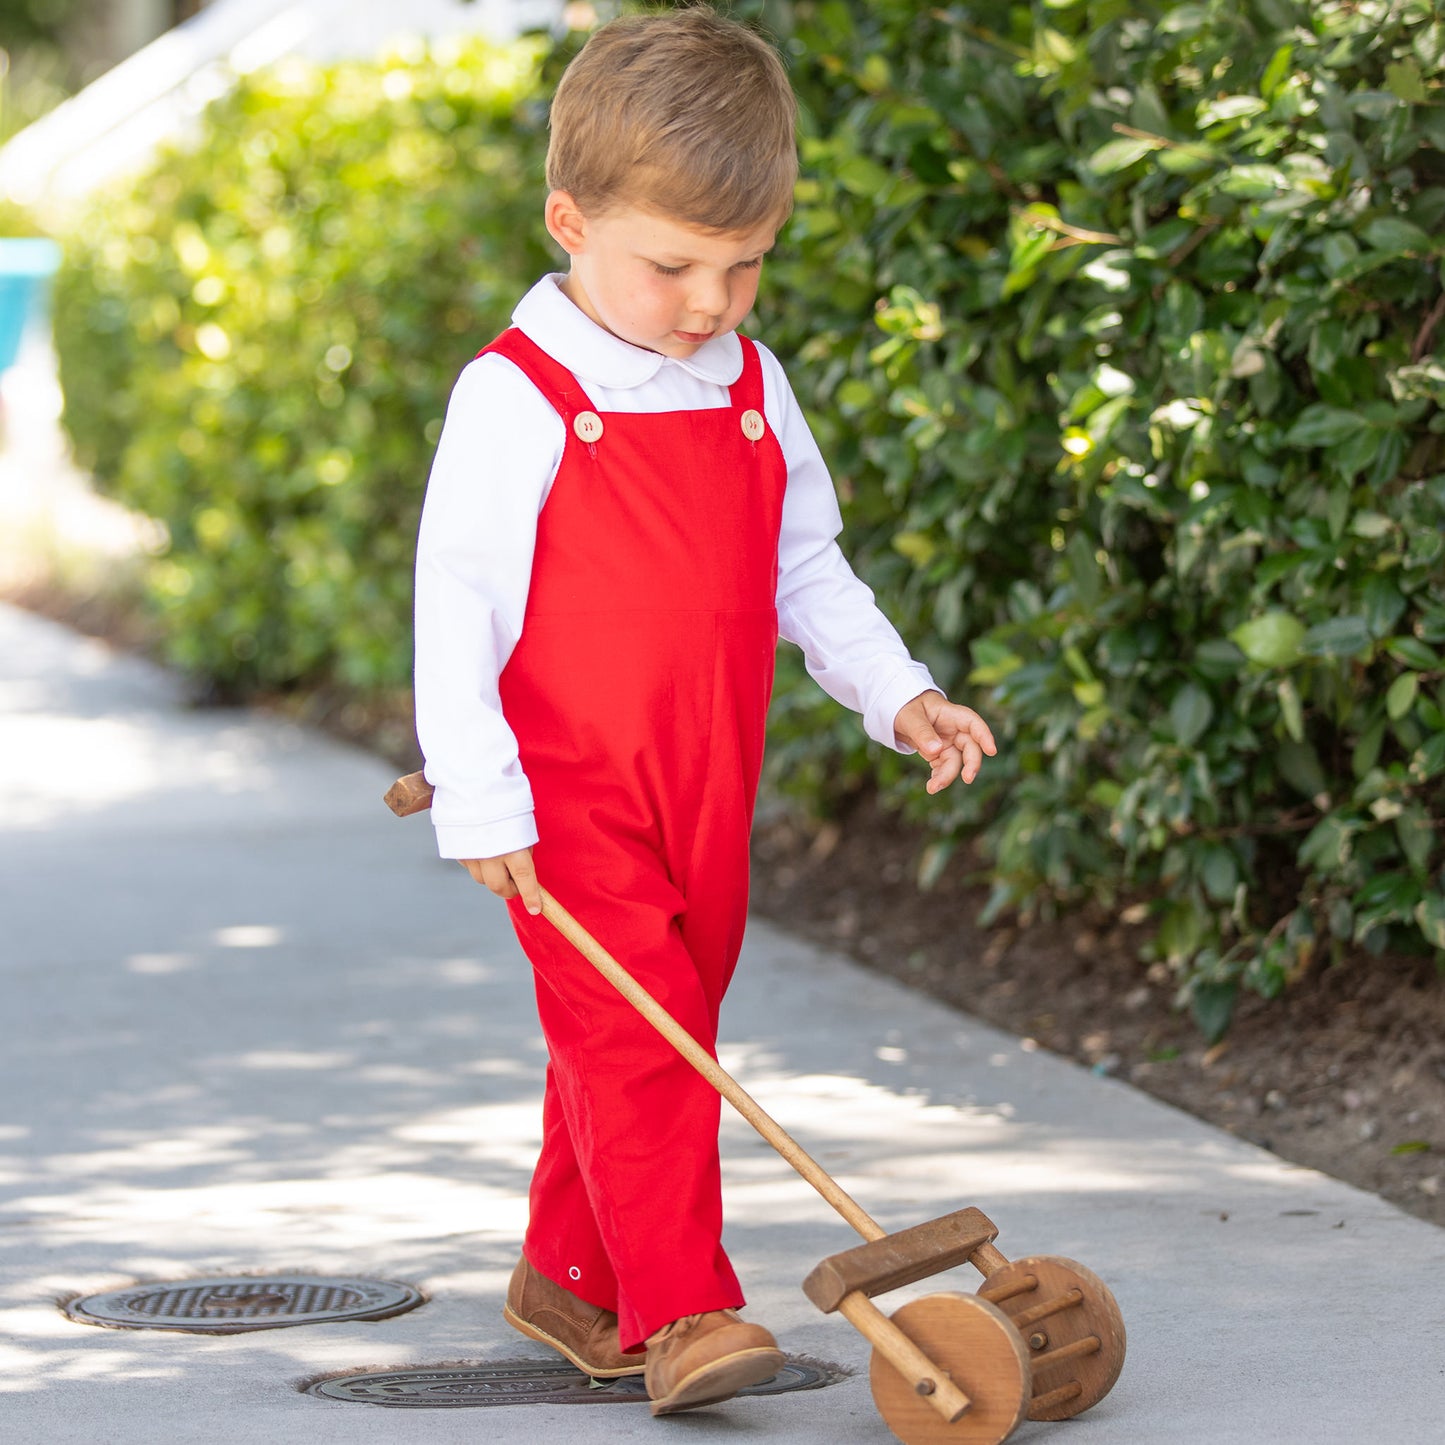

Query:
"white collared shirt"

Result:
[[414, 275, 938, 859]]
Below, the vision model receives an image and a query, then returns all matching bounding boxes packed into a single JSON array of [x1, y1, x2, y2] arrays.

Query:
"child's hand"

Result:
[[893, 690, 998, 794], [460, 848, 542, 914]]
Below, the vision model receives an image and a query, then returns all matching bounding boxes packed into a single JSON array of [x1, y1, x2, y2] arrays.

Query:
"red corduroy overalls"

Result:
[[483, 327, 788, 1351]]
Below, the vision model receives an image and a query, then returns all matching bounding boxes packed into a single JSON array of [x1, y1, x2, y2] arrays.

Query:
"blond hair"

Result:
[[546, 5, 798, 232]]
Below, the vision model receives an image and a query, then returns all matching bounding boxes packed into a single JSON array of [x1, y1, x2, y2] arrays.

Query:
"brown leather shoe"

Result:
[[644, 1309, 785, 1416], [502, 1258, 645, 1378]]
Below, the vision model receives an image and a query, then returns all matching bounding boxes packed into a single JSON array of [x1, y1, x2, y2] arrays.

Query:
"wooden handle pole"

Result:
[[970, 1241, 1012, 1277], [836, 1291, 972, 1424], [539, 887, 886, 1244]]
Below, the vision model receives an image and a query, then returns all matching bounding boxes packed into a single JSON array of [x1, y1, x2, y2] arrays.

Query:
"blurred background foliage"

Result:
[[0, 0, 90, 143], [51, 0, 1445, 1034], [54, 35, 552, 692]]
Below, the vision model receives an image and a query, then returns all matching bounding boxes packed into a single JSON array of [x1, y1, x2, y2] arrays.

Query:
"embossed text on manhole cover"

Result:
[[307, 1357, 840, 1407], [64, 1275, 424, 1333]]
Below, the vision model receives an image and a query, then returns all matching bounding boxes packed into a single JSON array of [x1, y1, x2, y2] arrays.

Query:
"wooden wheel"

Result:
[[976, 1255, 1126, 1421], [868, 1292, 1031, 1445]]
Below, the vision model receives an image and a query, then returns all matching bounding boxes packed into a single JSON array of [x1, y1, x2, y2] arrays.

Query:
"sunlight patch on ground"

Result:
[[227, 1049, 354, 1071], [213, 925, 284, 949], [125, 952, 199, 974], [4, 1173, 528, 1248], [0, 717, 171, 827]]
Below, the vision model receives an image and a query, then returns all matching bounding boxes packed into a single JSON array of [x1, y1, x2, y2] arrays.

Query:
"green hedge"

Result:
[[53, 37, 552, 694], [757, 0, 1444, 1033], [53, 2, 1445, 1033]]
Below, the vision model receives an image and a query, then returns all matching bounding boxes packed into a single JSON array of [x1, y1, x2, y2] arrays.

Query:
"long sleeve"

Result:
[[757, 344, 939, 753], [413, 354, 565, 858]]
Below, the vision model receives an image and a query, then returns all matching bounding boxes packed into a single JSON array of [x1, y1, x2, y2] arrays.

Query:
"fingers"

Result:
[[461, 857, 514, 898], [958, 734, 986, 784], [926, 748, 961, 794], [507, 851, 543, 916], [914, 724, 945, 759], [459, 854, 541, 914], [966, 711, 999, 757], [925, 734, 988, 793], [938, 706, 997, 758]]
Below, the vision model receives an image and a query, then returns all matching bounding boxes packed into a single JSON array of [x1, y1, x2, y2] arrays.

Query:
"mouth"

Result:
[[673, 329, 714, 344]]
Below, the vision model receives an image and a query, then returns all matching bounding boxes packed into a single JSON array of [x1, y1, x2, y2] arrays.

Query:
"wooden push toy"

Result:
[[386, 771, 1126, 1444]]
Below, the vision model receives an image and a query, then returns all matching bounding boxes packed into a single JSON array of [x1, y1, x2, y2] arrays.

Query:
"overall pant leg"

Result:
[[510, 828, 743, 1352]]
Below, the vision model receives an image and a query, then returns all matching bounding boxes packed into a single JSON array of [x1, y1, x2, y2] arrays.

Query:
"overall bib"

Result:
[[485, 327, 788, 1351]]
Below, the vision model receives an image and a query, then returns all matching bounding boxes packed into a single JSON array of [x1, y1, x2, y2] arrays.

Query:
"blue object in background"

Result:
[[0, 238, 62, 374]]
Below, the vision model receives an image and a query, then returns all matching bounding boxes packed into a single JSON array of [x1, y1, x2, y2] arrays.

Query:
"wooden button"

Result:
[[740, 409, 765, 441], [573, 411, 604, 444]]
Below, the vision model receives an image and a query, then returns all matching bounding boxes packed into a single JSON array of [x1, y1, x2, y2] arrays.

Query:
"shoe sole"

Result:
[[649, 1346, 787, 1416], [502, 1303, 647, 1379]]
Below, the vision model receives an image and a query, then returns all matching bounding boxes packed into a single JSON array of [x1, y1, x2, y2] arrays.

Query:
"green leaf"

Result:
[[1283, 405, 1370, 447], [1087, 136, 1159, 174], [1362, 217, 1435, 256], [1194, 639, 1247, 678], [1301, 616, 1372, 658], [1396, 806, 1433, 875], [1417, 894, 1445, 949], [1197, 95, 1268, 127], [1278, 677, 1304, 741], [1067, 530, 1100, 610], [1350, 511, 1392, 539], [1169, 682, 1213, 747], [1190, 980, 1237, 1044], [1386, 671, 1420, 720], [1355, 872, 1420, 933], [1391, 1140, 1432, 1156], [1200, 845, 1239, 903], [835, 154, 894, 197], [1278, 740, 1328, 800], [1414, 732, 1445, 781], [1003, 224, 1054, 297], [1364, 577, 1408, 638], [1353, 719, 1386, 779], [1260, 44, 1294, 101], [893, 531, 938, 565], [1300, 814, 1353, 872], [1219, 164, 1287, 198], [1231, 612, 1306, 667], [1321, 232, 1360, 278], [1386, 637, 1440, 670], [1385, 59, 1430, 105]]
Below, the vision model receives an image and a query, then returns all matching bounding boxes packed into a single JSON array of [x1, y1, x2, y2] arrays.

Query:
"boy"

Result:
[[413, 5, 996, 1417]]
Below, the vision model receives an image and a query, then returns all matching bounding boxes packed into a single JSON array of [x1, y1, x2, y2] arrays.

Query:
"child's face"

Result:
[[547, 195, 778, 360]]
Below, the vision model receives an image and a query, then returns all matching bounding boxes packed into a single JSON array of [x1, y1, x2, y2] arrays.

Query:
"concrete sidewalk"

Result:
[[2, 598, 1442, 1445]]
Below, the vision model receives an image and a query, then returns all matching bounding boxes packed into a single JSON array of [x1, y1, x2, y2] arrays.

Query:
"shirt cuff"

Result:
[[433, 813, 540, 860], [863, 664, 940, 754]]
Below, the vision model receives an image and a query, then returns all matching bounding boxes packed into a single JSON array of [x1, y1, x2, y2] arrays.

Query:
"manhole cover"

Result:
[[308, 1357, 839, 1407], [64, 1275, 424, 1333]]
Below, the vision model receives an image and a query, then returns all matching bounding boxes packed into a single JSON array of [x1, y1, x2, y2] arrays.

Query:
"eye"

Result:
[[650, 262, 687, 277], [734, 257, 764, 271]]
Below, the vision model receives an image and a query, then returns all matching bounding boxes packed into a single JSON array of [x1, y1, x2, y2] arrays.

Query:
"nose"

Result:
[[685, 271, 730, 322]]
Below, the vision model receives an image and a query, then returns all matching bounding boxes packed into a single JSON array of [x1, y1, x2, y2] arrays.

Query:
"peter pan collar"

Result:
[[512, 273, 745, 389]]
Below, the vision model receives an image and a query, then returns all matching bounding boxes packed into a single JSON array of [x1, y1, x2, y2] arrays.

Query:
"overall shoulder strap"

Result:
[[478, 328, 600, 424], [727, 334, 766, 413]]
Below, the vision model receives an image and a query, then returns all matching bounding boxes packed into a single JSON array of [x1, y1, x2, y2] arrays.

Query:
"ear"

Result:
[[544, 190, 589, 256]]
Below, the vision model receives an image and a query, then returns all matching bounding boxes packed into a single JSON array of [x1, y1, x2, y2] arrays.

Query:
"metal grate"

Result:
[[308, 1357, 840, 1407], [64, 1275, 424, 1333]]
